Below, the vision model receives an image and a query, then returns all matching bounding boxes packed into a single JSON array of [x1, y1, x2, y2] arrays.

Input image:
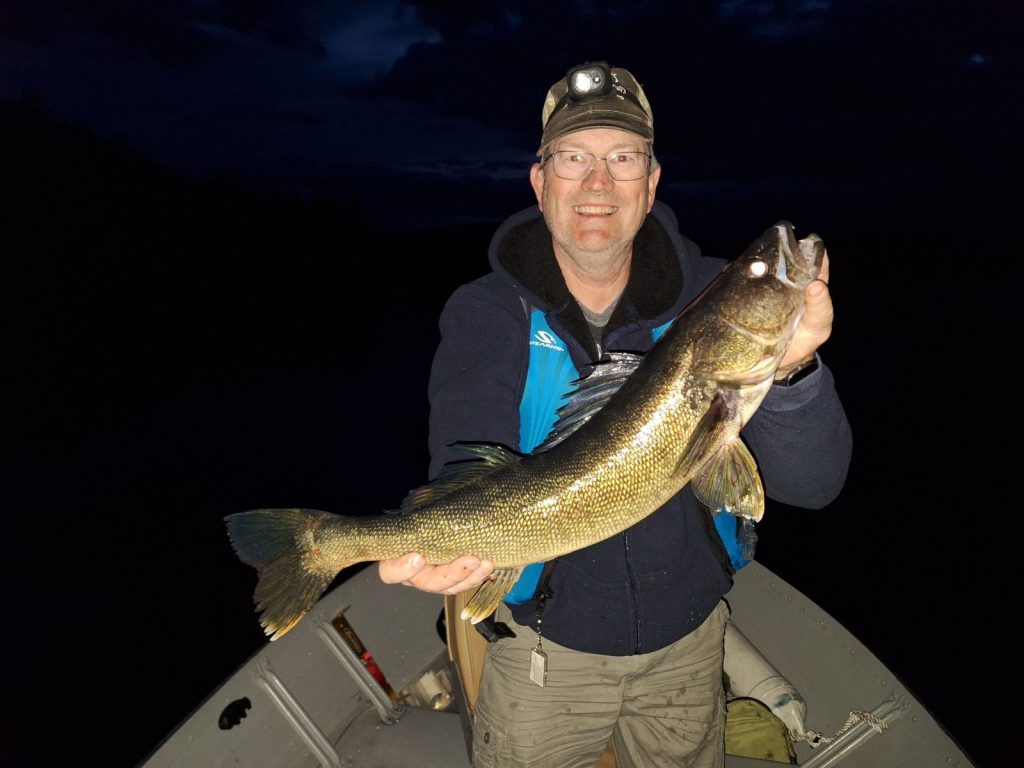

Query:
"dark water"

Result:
[[5, 103, 1017, 768]]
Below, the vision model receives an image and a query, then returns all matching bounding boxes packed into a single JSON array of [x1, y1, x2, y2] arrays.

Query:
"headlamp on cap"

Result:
[[567, 62, 612, 101], [539, 61, 654, 148]]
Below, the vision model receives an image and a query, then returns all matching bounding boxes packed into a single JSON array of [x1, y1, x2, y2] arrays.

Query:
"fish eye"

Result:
[[748, 259, 769, 278]]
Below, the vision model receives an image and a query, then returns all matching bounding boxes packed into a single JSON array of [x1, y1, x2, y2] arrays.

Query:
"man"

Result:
[[380, 62, 851, 767]]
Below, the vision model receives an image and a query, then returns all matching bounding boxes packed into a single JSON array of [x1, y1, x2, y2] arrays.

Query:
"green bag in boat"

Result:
[[725, 697, 797, 764]]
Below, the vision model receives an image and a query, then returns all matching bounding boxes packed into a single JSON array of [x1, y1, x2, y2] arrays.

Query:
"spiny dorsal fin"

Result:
[[534, 352, 644, 452], [460, 567, 524, 623], [396, 442, 521, 514], [692, 439, 765, 521]]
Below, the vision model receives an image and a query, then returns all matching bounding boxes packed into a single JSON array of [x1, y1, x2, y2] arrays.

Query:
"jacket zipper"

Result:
[[623, 531, 641, 653]]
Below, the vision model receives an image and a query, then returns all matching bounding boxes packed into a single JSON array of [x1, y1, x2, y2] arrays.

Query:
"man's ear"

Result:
[[646, 163, 661, 213], [529, 163, 545, 210]]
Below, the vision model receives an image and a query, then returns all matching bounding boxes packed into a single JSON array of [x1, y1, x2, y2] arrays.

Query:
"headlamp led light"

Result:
[[567, 62, 612, 101], [539, 61, 654, 148]]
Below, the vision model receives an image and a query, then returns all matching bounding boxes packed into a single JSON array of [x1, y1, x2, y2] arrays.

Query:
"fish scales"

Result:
[[339, 377, 706, 568], [225, 222, 824, 639]]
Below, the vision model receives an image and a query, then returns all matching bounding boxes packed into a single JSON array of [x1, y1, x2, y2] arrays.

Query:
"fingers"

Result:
[[428, 557, 495, 595], [378, 552, 427, 584], [805, 276, 830, 306], [779, 254, 835, 372], [803, 266, 834, 333], [378, 553, 495, 595], [801, 248, 832, 323]]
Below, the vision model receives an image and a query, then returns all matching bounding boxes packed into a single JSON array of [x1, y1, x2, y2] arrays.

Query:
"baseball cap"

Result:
[[540, 61, 654, 149]]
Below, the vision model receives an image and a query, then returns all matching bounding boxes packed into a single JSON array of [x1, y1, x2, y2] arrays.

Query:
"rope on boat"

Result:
[[800, 709, 888, 748]]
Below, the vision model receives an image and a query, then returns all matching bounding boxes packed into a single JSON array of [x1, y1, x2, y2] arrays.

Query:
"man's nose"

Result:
[[581, 158, 615, 190]]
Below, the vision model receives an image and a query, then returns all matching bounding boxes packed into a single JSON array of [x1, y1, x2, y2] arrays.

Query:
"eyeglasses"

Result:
[[542, 150, 651, 181]]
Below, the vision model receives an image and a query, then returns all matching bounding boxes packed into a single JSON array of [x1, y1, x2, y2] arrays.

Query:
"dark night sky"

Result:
[[3, 2, 1021, 767]]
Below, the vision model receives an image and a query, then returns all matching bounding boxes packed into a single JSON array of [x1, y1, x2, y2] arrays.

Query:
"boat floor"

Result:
[[142, 562, 976, 767]]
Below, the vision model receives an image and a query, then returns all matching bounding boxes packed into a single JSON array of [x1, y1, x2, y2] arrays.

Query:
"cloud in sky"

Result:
[[319, 2, 441, 77], [718, 0, 832, 38], [1, 0, 1019, 228]]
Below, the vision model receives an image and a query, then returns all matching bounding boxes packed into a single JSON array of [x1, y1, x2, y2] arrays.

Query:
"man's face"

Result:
[[529, 127, 661, 269]]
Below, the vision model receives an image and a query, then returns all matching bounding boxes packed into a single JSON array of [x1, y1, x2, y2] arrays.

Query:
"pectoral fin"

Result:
[[673, 393, 731, 480], [692, 439, 765, 521], [460, 567, 524, 623]]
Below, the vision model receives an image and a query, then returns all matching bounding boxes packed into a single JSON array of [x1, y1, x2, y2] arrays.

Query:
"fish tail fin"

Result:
[[225, 508, 353, 641]]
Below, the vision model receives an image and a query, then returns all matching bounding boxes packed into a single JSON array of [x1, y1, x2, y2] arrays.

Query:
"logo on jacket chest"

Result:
[[531, 330, 565, 352]]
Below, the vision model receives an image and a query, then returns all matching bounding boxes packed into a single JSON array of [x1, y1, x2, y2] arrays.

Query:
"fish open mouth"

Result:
[[574, 205, 618, 215], [774, 221, 823, 288]]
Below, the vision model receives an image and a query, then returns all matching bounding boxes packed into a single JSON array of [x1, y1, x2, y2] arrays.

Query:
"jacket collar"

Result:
[[488, 201, 688, 329]]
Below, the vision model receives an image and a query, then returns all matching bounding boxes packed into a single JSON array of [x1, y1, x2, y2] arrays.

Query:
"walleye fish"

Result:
[[226, 222, 824, 640]]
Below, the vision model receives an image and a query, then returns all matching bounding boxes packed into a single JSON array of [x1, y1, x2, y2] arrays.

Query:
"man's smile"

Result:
[[573, 205, 619, 215]]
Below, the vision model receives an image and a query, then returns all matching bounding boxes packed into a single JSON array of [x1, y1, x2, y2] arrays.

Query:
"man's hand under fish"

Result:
[[379, 553, 496, 595], [379, 251, 833, 596]]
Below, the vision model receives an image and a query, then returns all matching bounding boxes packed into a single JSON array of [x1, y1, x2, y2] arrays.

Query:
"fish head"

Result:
[[695, 222, 824, 384], [727, 220, 823, 300]]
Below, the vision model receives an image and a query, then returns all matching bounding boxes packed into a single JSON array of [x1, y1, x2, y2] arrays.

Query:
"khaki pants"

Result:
[[472, 601, 728, 768]]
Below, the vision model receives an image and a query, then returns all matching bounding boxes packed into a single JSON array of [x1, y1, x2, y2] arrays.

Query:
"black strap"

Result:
[[473, 614, 517, 642]]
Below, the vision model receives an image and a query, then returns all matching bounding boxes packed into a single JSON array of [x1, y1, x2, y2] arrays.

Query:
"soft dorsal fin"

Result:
[[533, 352, 644, 452], [395, 442, 521, 514]]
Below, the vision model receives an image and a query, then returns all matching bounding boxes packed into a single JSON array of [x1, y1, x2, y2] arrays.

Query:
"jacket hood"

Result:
[[486, 200, 702, 330]]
